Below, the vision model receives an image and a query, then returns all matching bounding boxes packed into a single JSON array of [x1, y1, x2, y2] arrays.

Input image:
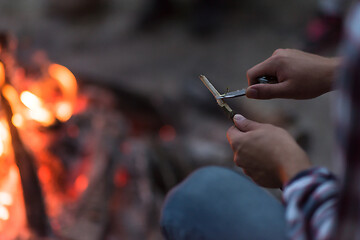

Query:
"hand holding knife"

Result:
[[199, 75, 277, 120]]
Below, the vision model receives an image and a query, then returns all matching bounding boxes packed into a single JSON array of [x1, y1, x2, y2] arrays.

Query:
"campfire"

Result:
[[0, 32, 198, 240], [0, 33, 86, 239]]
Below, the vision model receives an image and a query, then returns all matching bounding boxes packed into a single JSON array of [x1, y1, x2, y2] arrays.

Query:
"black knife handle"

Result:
[[256, 76, 278, 84]]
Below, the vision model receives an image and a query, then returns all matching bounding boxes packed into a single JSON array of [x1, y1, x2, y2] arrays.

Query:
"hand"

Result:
[[246, 49, 341, 99], [227, 114, 311, 188]]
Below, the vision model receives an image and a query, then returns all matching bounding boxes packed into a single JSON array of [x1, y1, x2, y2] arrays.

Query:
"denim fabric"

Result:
[[160, 166, 288, 240]]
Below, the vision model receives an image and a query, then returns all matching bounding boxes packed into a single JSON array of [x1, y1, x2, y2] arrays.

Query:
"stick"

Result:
[[199, 75, 235, 120]]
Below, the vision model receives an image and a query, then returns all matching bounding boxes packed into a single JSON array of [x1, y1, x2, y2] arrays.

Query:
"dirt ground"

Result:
[[0, 0, 337, 171]]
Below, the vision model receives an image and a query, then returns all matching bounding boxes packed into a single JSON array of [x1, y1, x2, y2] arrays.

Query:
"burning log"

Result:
[[0, 59, 51, 236]]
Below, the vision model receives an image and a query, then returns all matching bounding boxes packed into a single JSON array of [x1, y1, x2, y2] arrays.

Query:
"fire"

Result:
[[20, 91, 55, 126], [0, 192, 12, 220], [38, 166, 51, 183], [0, 38, 80, 236], [0, 206, 9, 221], [0, 40, 80, 234], [55, 102, 72, 122], [2, 85, 22, 114], [2, 63, 78, 129], [0, 193, 13, 206], [11, 113, 24, 128], [48, 64, 77, 122], [2, 85, 26, 128], [0, 62, 5, 87], [0, 121, 10, 157], [0, 166, 21, 224], [75, 174, 88, 192], [0, 142, 4, 158]]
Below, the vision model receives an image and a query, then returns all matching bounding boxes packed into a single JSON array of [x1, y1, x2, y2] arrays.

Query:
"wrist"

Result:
[[279, 151, 312, 185], [324, 57, 342, 92]]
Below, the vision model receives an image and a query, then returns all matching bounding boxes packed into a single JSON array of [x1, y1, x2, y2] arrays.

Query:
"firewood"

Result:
[[0, 92, 51, 237]]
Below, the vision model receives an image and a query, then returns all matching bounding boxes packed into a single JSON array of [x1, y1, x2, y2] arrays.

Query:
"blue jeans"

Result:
[[160, 166, 288, 240]]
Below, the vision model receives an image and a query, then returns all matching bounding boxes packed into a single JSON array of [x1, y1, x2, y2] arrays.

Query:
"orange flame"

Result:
[[0, 121, 10, 157], [20, 91, 55, 126], [0, 166, 20, 223], [2, 85, 21, 112], [2, 85, 26, 128], [48, 64, 77, 122], [0, 206, 9, 221], [11, 114, 24, 128], [0, 62, 5, 87], [55, 102, 72, 122], [38, 166, 51, 183], [0, 193, 12, 206]]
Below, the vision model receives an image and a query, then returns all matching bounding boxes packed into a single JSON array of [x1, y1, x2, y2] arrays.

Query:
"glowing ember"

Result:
[[20, 91, 55, 126], [75, 174, 88, 192], [159, 125, 176, 142], [38, 166, 52, 183], [114, 168, 129, 188]]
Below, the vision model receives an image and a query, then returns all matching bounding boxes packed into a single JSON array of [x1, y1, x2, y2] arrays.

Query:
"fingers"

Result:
[[247, 56, 278, 86], [246, 81, 291, 99], [227, 125, 242, 147], [233, 114, 261, 132], [226, 115, 262, 153]]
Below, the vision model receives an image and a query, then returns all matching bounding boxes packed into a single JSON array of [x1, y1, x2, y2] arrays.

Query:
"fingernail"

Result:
[[246, 88, 258, 98], [233, 114, 245, 123]]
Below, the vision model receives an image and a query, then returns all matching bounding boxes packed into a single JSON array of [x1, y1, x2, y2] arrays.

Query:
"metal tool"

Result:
[[216, 76, 278, 99], [199, 75, 278, 121]]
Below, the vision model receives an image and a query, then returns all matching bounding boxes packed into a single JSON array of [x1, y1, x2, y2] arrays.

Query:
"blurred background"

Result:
[[0, 0, 341, 239]]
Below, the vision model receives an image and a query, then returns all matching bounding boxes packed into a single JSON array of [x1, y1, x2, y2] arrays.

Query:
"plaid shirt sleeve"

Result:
[[282, 2, 360, 239], [283, 167, 339, 240]]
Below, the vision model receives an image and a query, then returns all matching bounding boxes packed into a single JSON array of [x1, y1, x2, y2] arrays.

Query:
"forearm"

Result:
[[283, 167, 339, 239]]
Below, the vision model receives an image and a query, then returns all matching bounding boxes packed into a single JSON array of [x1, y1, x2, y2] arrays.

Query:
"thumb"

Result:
[[246, 81, 290, 99], [233, 114, 261, 132]]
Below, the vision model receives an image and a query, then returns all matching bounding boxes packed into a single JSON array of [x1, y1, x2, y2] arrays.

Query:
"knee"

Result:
[[179, 166, 237, 188], [160, 166, 236, 238], [163, 166, 233, 207]]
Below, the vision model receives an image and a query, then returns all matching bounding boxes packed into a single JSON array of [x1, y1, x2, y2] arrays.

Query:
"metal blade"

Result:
[[217, 89, 246, 99]]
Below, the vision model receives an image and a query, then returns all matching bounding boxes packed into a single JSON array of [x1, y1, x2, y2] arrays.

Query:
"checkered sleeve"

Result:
[[283, 167, 339, 240]]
